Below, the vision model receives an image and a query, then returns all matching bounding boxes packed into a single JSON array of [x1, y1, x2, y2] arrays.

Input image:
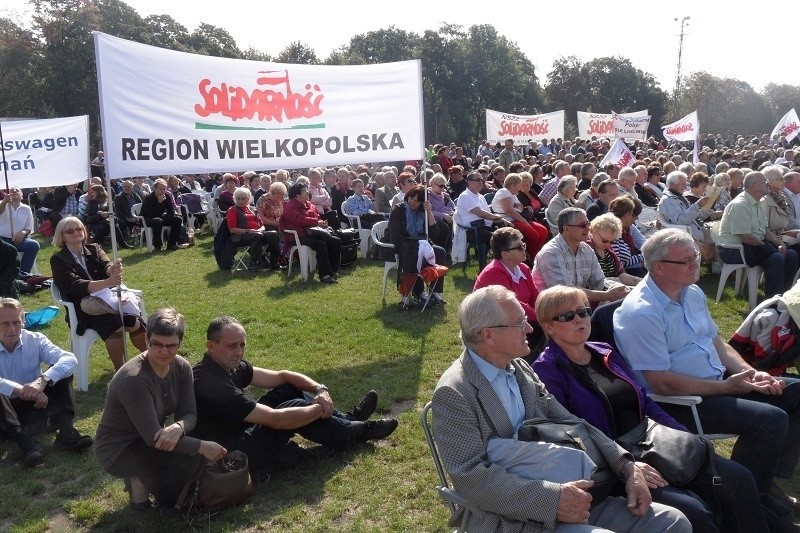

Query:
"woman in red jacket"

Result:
[[473, 227, 542, 359], [279, 183, 341, 284]]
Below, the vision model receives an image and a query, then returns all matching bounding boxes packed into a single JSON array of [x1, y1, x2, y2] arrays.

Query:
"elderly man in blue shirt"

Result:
[[614, 228, 800, 523], [341, 178, 383, 229], [0, 298, 93, 467]]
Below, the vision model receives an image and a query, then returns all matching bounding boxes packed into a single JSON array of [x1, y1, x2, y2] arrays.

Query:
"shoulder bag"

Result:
[[176, 450, 254, 513]]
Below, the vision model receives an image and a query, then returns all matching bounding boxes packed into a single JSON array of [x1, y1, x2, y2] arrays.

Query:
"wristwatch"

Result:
[[314, 384, 329, 394]]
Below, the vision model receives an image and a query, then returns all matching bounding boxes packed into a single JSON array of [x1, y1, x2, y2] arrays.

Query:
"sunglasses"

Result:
[[504, 243, 526, 252], [63, 226, 85, 235], [552, 307, 592, 322], [565, 222, 590, 229]]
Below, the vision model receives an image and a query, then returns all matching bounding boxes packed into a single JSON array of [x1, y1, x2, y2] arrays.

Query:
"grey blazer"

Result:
[[431, 350, 629, 532]]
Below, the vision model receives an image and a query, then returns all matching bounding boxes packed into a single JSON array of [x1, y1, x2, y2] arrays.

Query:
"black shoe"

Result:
[[356, 418, 398, 442], [54, 427, 93, 451], [166, 244, 179, 251], [119, 241, 135, 249], [346, 390, 378, 421], [19, 436, 44, 467], [321, 275, 337, 284]]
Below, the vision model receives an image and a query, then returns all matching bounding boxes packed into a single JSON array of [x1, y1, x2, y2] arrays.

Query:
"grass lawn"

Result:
[[0, 231, 793, 531]]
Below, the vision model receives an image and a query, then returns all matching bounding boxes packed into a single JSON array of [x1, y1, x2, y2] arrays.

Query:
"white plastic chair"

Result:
[[50, 283, 147, 391], [283, 229, 317, 282], [371, 221, 397, 300], [421, 402, 474, 533], [636, 207, 659, 236], [648, 394, 736, 441], [131, 203, 170, 252], [709, 220, 762, 310], [341, 203, 372, 259]]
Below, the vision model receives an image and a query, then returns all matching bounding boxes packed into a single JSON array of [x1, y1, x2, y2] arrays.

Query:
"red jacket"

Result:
[[279, 198, 321, 245], [473, 259, 538, 322]]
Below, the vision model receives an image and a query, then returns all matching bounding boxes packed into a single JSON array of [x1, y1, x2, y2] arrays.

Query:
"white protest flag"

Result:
[[0, 116, 90, 188], [485, 109, 564, 143], [598, 138, 635, 168], [662, 111, 699, 142], [94, 32, 425, 178], [692, 136, 700, 165], [770, 109, 800, 143], [577, 110, 648, 139], [611, 111, 651, 141]]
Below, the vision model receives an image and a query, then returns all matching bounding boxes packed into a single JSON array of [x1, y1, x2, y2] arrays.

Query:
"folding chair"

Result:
[[231, 244, 252, 273], [421, 402, 473, 533]]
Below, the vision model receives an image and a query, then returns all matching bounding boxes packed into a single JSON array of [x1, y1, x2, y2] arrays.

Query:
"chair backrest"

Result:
[[131, 203, 141, 217], [181, 193, 204, 214], [589, 299, 623, 353], [371, 220, 393, 249], [484, 192, 496, 206]]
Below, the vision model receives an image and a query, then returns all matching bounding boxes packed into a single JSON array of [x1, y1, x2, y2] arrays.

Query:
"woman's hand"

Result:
[[636, 461, 667, 488], [153, 423, 183, 451], [198, 440, 227, 462], [107, 260, 123, 286]]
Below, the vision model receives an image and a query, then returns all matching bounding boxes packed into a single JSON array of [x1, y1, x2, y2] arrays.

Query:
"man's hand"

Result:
[[12, 231, 26, 245], [625, 464, 652, 516], [697, 196, 713, 208], [18, 377, 47, 402], [153, 423, 183, 451], [313, 390, 333, 419], [556, 480, 593, 523], [607, 285, 630, 300], [724, 369, 783, 395], [198, 440, 227, 462], [636, 462, 667, 489]]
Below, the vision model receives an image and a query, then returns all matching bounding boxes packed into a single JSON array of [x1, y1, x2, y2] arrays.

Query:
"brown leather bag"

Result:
[[176, 450, 254, 513]]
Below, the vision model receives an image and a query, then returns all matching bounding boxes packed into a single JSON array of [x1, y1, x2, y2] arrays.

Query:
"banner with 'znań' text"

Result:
[[94, 32, 425, 178]]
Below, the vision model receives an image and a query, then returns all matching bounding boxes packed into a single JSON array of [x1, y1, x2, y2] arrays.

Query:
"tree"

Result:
[[142, 14, 191, 52], [276, 42, 319, 64], [544, 56, 589, 128], [343, 27, 419, 65], [761, 83, 800, 122], [680, 72, 772, 136], [186, 23, 241, 58], [0, 17, 46, 118]]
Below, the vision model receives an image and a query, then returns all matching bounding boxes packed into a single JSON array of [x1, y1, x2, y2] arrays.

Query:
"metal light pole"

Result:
[[673, 16, 690, 116]]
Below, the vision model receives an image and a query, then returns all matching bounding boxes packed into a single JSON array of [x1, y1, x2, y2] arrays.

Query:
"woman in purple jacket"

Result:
[[532, 285, 767, 533]]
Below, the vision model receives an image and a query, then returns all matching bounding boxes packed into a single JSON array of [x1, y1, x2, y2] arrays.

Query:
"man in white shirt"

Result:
[[0, 299, 93, 467]]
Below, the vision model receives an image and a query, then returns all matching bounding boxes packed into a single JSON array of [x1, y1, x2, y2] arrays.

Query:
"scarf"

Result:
[[404, 202, 425, 239], [770, 190, 789, 212]]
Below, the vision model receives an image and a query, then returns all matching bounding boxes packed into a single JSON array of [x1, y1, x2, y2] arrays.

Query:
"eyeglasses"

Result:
[[504, 243, 526, 252], [150, 340, 181, 352], [488, 318, 530, 330], [468, 178, 484, 183], [552, 307, 592, 322], [658, 251, 700, 266], [404, 180, 417, 185], [63, 226, 85, 235], [565, 222, 590, 229]]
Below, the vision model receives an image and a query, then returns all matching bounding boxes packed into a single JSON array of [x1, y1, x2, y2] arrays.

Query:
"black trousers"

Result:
[[144, 215, 182, 248], [0, 377, 76, 434], [299, 231, 341, 278]]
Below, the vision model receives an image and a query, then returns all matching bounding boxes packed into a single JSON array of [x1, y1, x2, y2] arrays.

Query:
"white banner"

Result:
[[599, 138, 635, 168], [662, 111, 699, 142], [770, 109, 800, 143], [0, 116, 90, 188], [485, 109, 564, 143], [576, 110, 648, 139], [612, 111, 651, 141], [94, 32, 425, 178]]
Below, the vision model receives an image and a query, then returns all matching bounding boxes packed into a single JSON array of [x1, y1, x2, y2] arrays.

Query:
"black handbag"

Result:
[[176, 450, 254, 513], [518, 418, 617, 501], [615, 417, 714, 486]]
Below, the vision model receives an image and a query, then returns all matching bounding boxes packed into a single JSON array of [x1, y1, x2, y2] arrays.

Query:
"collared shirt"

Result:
[[614, 276, 724, 391], [0, 203, 34, 238], [61, 195, 79, 217], [718, 190, 767, 246], [0, 330, 77, 397], [342, 193, 373, 216], [531, 234, 605, 292], [785, 188, 800, 225], [468, 349, 524, 431], [502, 261, 526, 284], [539, 177, 561, 204]]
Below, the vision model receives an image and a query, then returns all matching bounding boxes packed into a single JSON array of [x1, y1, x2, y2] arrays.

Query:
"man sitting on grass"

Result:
[[0, 298, 93, 467], [191, 316, 398, 479]]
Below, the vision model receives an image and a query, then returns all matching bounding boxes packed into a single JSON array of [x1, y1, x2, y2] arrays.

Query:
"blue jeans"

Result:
[[661, 377, 800, 493], [2, 236, 39, 274]]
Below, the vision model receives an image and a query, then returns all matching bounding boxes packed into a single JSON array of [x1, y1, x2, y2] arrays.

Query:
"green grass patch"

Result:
[[0, 233, 789, 531]]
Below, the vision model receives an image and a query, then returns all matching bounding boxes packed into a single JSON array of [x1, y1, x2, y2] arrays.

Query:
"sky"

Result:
[[2, 0, 793, 93]]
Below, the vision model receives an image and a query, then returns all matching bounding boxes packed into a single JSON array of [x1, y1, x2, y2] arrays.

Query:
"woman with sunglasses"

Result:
[[533, 285, 767, 533], [473, 227, 543, 360], [588, 214, 642, 287], [50, 216, 147, 370]]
